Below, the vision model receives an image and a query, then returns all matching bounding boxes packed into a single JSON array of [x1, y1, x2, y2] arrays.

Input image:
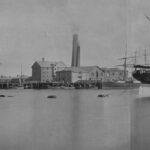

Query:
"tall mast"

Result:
[[144, 15, 150, 65], [118, 46, 128, 81], [123, 45, 127, 81], [20, 64, 22, 86], [117, 46, 133, 81], [134, 51, 137, 65], [144, 49, 147, 65]]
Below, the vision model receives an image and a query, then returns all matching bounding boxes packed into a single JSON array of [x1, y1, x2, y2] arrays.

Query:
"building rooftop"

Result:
[[63, 66, 104, 73], [102, 68, 124, 71], [32, 60, 66, 68], [36, 61, 52, 68]]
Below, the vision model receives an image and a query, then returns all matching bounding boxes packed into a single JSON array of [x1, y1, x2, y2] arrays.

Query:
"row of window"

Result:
[[91, 72, 103, 77], [91, 72, 123, 77]]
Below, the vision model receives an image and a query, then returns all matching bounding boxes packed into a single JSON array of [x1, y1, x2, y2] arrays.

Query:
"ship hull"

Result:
[[139, 84, 150, 97], [132, 71, 150, 84], [102, 81, 140, 89]]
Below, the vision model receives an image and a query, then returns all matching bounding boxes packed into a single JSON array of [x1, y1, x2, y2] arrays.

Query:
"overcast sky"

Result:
[[0, 0, 150, 76]]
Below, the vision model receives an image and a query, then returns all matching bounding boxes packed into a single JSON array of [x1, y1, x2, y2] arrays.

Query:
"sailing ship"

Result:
[[132, 65, 150, 84], [132, 49, 150, 97], [103, 50, 140, 89], [132, 15, 150, 84], [132, 49, 150, 84], [10, 64, 24, 88]]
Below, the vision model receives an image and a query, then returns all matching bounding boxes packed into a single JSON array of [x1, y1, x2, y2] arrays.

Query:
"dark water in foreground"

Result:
[[0, 88, 149, 150]]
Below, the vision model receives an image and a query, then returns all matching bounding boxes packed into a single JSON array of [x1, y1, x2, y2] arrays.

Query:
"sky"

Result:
[[0, 0, 150, 76]]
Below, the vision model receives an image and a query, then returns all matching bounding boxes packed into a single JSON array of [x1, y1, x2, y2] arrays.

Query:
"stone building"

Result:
[[32, 58, 66, 82], [56, 66, 128, 83], [103, 68, 128, 82], [56, 66, 104, 83]]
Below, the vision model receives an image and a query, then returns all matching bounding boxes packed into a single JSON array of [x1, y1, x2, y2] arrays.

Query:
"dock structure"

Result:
[[23, 81, 64, 89], [0, 81, 13, 89], [23, 80, 102, 89], [0, 80, 102, 90], [74, 80, 102, 89]]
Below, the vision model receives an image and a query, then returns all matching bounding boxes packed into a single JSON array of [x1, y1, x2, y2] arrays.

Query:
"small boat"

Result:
[[7, 96, 14, 97], [47, 95, 57, 98], [0, 95, 5, 97]]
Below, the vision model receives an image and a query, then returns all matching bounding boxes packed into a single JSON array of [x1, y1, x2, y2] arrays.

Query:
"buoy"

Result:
[[0, 95, 5, 97], [98, 94, 109, 98], [47, 95, 56, 98]]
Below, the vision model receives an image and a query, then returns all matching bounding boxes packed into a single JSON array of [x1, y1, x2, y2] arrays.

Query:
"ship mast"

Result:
[[118, 45, 135, 81], [144, 14, 150, 65], [144, 49, 147, 65], [20, 64, 22, 86], [123, 48, 127, 81], [118, 47, 129, 82], [134, 51, 137, 65]]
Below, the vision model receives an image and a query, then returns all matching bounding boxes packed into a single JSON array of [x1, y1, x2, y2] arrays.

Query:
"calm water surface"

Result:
[[0, 88, 149, 150]]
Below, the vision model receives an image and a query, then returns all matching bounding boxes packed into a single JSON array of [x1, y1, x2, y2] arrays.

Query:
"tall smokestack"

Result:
[[71, 34, 80, 67]]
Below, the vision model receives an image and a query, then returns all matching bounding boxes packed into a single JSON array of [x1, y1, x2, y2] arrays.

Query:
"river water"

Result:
[[0, 88, 149, 150]]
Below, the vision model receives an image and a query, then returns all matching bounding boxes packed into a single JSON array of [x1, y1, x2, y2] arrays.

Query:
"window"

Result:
[[78, 75, 82, 79], [96, 71, 98, 78]]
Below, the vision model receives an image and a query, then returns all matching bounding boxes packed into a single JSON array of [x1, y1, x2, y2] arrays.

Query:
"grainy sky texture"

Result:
[[0, 0, 150, 76]]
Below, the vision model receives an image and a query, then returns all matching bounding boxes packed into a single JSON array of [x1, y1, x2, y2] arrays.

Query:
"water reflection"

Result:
[[131, 97, 150, 150], [0, 89, 137, 150], [70, 91, 81, 150]]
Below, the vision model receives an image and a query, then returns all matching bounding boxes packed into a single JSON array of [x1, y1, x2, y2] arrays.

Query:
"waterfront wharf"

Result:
[[23, 80, 102, 89], [74, 80, 102, 89], [23, 82, 64, 89], [0, 81, 13, 89]]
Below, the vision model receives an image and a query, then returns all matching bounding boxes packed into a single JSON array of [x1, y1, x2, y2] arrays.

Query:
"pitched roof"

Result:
[[102, 68, 124, 72], [36, 61, 52, 67], [32, 61, 66, 68]]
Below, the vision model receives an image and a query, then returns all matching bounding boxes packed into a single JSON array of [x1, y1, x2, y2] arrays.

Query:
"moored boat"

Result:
[[102, 81, 140, 89], [132, 65, 150, 84], [132, 65, 150, 97]]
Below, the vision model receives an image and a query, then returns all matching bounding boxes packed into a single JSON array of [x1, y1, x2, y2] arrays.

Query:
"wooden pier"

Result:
[[0, 82, 13, 89], [23, 80, 102, 89], [23, 82, 64, 89], [0, 80, 103, 90], [74, 80, 102, 89]]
